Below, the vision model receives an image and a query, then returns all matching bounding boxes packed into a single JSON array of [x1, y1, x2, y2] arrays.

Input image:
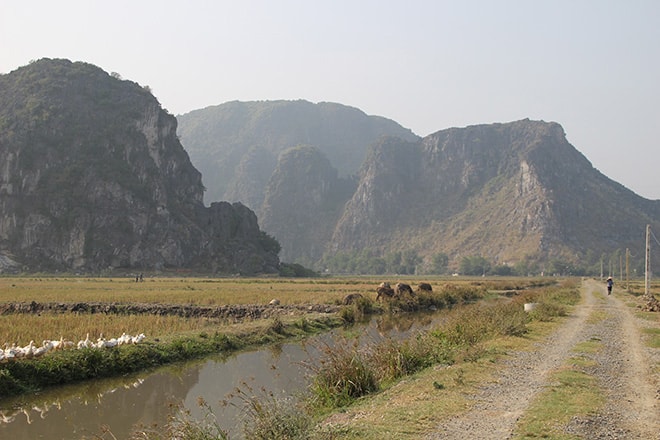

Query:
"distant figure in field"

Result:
[[606, 276, 613, 295]]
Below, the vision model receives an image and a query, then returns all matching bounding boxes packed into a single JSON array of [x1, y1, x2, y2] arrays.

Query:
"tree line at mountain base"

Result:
[[317, 249, 643, 277]]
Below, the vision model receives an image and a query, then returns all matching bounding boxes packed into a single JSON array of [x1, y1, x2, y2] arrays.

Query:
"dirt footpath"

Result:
[[427, 279, 659, 440]]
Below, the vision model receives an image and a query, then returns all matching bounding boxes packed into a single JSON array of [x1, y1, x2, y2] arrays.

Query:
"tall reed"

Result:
[[309, 294, 553, 409]]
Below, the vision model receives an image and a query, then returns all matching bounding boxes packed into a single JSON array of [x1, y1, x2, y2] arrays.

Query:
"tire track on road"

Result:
[[427, 281, 595, 439]]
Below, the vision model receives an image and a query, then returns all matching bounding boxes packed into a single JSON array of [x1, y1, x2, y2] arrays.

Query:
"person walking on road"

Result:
[[606, 276, 613, 295]]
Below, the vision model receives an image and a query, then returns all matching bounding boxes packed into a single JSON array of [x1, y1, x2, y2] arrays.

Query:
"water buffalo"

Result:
[[376, 282, 395, 301], [342, 293, 364, 305], [417, 282, 433, 293], [394, 282, 414, 297]]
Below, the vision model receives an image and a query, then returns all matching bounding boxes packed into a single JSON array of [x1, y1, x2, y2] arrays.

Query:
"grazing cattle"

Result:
[[394, 282, 414, 297], [417, 282, 433, 293], [342, 293, 364, 305], [376, 282, 395, 301]]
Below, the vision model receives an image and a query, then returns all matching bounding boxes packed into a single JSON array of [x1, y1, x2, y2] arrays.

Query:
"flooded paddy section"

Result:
[[0, 312, 439, 440]]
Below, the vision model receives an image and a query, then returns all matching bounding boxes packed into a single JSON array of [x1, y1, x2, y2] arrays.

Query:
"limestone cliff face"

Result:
[[225, 145, 278, 213], [260, 146, 355, 265], [0, 59, 279, 273], [332, 120, 660, 264]]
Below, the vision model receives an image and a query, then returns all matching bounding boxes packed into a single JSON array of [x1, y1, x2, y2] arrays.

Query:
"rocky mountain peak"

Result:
[[0, 59, 279, 274], [330, 119, 659, 268]]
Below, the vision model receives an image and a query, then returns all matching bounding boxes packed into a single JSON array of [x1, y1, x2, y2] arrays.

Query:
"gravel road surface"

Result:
[[427, 279, 659, 439]]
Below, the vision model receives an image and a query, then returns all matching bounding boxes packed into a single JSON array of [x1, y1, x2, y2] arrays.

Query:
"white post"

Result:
[[646, 225, 651, 297], [626, 248, 630, 291]]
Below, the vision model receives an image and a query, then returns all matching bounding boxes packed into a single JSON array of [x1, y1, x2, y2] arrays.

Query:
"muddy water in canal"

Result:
[[0, 313, 437, 439]]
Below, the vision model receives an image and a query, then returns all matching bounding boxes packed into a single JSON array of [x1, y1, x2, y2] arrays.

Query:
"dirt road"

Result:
[[427, 279, 659, 439]]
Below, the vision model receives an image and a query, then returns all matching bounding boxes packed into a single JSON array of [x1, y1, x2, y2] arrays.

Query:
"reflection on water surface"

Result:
[[0, 312, 440, 439]]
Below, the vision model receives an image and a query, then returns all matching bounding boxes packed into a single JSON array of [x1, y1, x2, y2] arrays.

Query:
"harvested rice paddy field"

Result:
[[0, 275, 530, 346], [0, 275, 360, 345]]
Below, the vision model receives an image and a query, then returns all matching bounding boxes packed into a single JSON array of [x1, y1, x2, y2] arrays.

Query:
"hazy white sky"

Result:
[[2, 1, 659, 199]]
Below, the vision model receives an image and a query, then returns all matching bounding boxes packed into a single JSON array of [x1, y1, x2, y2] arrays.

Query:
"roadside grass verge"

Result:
[[227, 383, 314, 440], [636, 310, 659, 322], [642, 327, 660, 349], [619, 288, 659, 351], [624, 279, 660, 297]]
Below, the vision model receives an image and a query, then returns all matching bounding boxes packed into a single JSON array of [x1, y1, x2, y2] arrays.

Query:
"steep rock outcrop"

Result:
[[332, 120, 660, 265], [260, 146, 355, 265], [0, 59, 279, 274], [225, 145, 278, 212]]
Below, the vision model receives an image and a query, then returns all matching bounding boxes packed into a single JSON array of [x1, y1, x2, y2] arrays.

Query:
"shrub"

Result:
[[431, 302, 528, 349], [266, 316, 285, 335], [309, 339, 379, 408], [372, 333, 452, 381], [129, 399, 228, 440], [528, 302, 568, 321], [338, 306, 357, 323], [339, 296, 375, 323], [295, 317, 310, 331], [240, 390, 312, 440], [521, 283, 580, 322]]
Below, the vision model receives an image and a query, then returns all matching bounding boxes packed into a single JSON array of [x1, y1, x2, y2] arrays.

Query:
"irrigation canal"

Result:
[[0, 312, 439, 439]]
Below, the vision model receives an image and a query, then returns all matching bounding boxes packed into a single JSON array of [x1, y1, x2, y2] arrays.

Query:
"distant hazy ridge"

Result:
[[180, 102, 660, 271]]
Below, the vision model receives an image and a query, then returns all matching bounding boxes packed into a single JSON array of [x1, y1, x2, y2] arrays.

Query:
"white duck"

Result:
[[77, 333, 93, 349]]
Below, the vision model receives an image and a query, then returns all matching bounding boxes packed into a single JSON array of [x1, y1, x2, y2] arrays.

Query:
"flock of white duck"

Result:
[[0, 332, 146, 362]]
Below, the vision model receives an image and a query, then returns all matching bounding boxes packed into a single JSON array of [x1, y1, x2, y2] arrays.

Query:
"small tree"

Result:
[[402, 249, 421, 275], [430, 253, 449, 274], [460, 255, 491, 276], [491, 264, 513, 276]]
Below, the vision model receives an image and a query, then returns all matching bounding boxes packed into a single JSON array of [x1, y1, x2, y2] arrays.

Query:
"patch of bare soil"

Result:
[[426, 279, 659, 440]]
